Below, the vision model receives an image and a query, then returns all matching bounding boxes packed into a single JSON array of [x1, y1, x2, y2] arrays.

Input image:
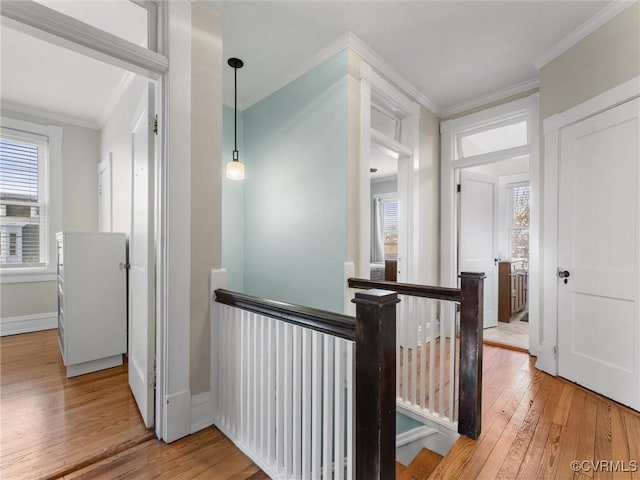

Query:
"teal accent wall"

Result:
[[241, 52, 348, 313], [222, 105, 244, 291]]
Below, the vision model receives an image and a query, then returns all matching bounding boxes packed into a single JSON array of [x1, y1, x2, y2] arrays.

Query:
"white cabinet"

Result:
[[56, 232, 127, 378]]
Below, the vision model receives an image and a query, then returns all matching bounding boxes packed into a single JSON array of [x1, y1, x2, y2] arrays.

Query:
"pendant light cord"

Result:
[[233, 64, 239, 158]]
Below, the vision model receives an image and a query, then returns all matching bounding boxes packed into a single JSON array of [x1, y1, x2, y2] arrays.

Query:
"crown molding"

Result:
[[238, 31, 351, 110], [0, 100, 100, 129], [345, 32, 441, 115], [237, 31, 442, 115], [441, 77, 539, 119], [533, 1, 635, 71]]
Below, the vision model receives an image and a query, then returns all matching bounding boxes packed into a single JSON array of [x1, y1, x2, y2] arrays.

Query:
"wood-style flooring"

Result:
[[429, 345, 640, 480], [4, 330, 640, 480], [0, 330, 265, 480]]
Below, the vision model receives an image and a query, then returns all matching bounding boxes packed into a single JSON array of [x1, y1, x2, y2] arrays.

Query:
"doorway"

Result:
[[458, 157, 530, 349], [0, 0, 164, 442], [440, 94, 540, 354]]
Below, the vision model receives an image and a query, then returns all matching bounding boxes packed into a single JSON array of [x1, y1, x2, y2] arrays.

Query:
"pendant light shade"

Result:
[[226, 57, 245, 180], [226, 158, 245, 180]]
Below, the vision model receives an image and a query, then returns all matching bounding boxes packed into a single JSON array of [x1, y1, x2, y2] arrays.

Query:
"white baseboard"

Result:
[[0, 312, 57, 336], [190, 391, 213, 434], [535, 341, 558, 376], [165, 389, 192, 443]]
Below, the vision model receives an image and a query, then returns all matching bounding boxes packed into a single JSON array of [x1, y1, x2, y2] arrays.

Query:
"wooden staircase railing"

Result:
[[348, 272, 485, 440], [212, 272, 483, 479]]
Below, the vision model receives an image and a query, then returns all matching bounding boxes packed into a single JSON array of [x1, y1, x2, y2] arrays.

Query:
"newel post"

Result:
[[458, 272, 485, 440], [352, 289, 399, 480]]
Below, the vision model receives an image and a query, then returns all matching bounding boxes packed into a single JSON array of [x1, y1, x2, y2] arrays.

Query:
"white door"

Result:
[[129, 84, 156, 427], [459, 170, 499, 328], [557, 98, 639, 410], [97, 154, 112, 232]]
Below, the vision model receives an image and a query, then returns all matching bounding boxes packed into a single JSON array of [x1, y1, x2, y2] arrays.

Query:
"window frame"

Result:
[[0, 117, 62, 284], [373, 192, 399, 261], [508, 181, 530, 261], [456, 114, 529, 160]]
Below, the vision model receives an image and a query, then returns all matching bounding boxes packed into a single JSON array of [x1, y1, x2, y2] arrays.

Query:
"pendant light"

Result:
[[226, 57, 245, 180]]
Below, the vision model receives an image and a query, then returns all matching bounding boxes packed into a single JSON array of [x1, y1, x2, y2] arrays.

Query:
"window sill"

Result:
[[0, 268, 56, 284]]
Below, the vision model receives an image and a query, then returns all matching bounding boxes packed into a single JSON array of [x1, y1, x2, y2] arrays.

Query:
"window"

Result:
[[510, 184, 530, 260], [458, 119, 528, 159], [0, 117, 61, 282], [0, 133, 46, 267], [372, 195, 398, 261]]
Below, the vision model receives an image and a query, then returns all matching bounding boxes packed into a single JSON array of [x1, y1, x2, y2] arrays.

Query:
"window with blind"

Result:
[[381, 197, 398, 260], [0, 130, 47, 268], [510, 184, 530, 260]]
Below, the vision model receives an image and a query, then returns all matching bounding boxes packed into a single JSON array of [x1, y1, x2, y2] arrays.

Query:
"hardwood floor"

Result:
[[429, 345, 640, 480], [0, 330, 265, 480], [4, 330, 639, 480]]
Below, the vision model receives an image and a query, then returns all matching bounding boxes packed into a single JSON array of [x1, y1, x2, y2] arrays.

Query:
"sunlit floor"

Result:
[[483, 311, 529, 350]]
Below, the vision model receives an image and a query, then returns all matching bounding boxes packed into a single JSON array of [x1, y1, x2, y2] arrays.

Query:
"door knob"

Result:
[[558, 269, 570, 284]]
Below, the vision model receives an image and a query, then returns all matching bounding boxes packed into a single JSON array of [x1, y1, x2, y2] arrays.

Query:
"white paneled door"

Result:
[[129, 84, 156, 427], [459, 170, 498, 328], [558, 98, 639, 410]]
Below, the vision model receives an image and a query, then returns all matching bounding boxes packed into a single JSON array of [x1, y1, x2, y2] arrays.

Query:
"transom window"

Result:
[[457, 119, 528, 159]]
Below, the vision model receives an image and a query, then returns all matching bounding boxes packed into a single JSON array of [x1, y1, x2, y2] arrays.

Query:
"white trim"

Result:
[[440, 94, 540, 355], [0, 312, 57, 336], [442, 96, 533, 136], [239, 32, 351, 110], [360, 63, 421, 117], [343, 261, 356, 316], [237, 31, 441, 115], [441, 78, 539, 119], [1, 0, 168, 79], [0, 101, 100, 130], [0, 271, 56, 284], [165, 389, 192, 443], [396, 426, 438, 448], [190, 391, 213, 434], [160, 0, 192, 444], [538, 77, 640, 375], [348, 32, 440, 115], [209, 268, 228, 429], [155, 0, 169, 442], [555, 76, 640, 129], [533, 1, 636, 70]]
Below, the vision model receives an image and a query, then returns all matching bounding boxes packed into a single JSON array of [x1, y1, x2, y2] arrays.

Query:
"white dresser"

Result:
[[56, 232, 127, 378]]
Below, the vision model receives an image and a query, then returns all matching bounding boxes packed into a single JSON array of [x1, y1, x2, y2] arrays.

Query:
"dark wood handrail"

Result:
[[349, 272, 486, 441], [214, 288, 356, 341], [348, 277, 461, 302]]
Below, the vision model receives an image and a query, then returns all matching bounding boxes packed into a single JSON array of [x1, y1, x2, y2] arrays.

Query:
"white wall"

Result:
[[0, 109, 99, 319], [100, 75, 147, 237]]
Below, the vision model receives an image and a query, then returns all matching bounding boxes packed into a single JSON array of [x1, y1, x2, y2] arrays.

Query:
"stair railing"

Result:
[[348, 272, 485, 439], [212, 288, 399, 479]]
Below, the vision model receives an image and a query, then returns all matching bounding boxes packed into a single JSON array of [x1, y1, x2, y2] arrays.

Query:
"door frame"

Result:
[[0, 1, 192, 441], [358, 62, 420, 282], [440, 94, 540, 353], [539, 76, 640, 375]]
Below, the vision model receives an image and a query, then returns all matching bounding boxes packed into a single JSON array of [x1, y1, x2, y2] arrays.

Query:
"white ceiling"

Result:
[[222, 1, 612, 111], [0, 1, 620, 127]]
